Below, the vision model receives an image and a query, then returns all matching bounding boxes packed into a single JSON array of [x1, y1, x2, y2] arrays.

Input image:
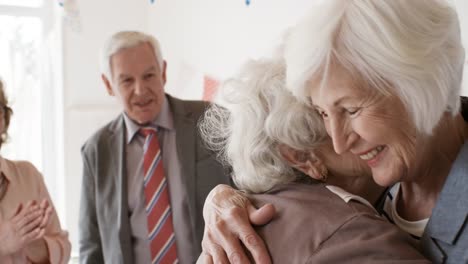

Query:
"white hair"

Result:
[[284, 0, 465, 135], [200, 59, 327, 193], [100, 31, 164, 80]]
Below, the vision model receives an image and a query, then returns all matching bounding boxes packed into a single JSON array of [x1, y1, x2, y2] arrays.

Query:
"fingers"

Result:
[[247, 203, 276, 226], [202, 184, 271, 264], [19, 210, 47, 245], [222, 203, 271, 264], [224, 202, 271, 264], [12, 204, 40, 224], [0, 200, 48, 255], [226, 207, 260, 264], [31, 199, 52, 228], [12, 200, 38, 220], [207, 221, 249, 264], [203, 185, 251, 263], [196, 252, 214, 264], [224, 204, 270, 263], [19, 213, 43, 236], [39, 206, 53, 228], [13, 203, 23, 216], [238, 230, 271, 264], [39, 199, 49, 210], [35, 228, 46, 240], [206, 245, 229, 264], [201, 229, 230, 264], [209, 205, 258, 264], [24, 200, 38, 211], [241, 204, 274, 264], [22, 227, 45, 243], [11, 200, 49, 237]]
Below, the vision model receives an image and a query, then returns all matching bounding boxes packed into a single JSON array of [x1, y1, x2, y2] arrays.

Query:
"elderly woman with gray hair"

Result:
[[199, 59, 428, 263], [199, 0, 468, 263]]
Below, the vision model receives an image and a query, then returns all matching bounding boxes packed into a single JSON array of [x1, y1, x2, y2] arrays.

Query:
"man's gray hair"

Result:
[[200, 59, 327, 193], [100, 30, 164, 80], [284, 0, 465, 135]]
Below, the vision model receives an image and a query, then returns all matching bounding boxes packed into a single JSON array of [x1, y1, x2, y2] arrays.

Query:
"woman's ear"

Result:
[[279, 145, 328, 182]]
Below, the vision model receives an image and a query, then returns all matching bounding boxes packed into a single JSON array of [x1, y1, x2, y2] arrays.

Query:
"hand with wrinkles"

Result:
[[0, 199, 52, 258], [198, 184, 276, 264], [25, 199, 54, 263]]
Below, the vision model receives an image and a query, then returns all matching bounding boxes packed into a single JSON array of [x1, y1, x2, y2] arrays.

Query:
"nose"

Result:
[[328, 117, 354, 155], [134, 79, 145, 95]]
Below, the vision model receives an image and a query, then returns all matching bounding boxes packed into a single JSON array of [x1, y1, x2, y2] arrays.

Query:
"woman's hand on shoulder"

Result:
[[200, 184, 275, 264]]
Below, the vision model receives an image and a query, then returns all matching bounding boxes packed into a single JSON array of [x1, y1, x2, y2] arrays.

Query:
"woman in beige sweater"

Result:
[[0, 79, 70, 264]]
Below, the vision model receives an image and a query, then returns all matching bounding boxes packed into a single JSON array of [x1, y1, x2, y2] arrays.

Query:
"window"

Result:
[[0, 15, 43, 170], [0, 1, 60, 203], [0, 0, 43, 7]]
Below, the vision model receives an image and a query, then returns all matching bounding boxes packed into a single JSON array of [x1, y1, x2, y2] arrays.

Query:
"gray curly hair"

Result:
[[200, 59, 327, 193]]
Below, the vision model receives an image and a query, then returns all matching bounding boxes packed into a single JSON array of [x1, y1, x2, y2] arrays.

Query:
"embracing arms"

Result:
[[198, 184, 274, 264], [198, 184, 429, 263]]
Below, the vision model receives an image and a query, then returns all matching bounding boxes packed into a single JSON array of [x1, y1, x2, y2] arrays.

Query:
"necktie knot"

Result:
[[139, 127, 158, 138]]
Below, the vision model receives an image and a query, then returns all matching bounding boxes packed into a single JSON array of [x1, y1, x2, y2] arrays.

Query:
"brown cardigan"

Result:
[[249, 183, 429, 263]]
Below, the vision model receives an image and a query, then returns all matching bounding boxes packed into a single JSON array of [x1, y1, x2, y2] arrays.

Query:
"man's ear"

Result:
[[101, 74, 115, 96], [279, 145, 328, 182]]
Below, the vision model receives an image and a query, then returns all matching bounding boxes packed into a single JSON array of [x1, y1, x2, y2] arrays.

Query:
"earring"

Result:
[[319, 166, 328, 182]]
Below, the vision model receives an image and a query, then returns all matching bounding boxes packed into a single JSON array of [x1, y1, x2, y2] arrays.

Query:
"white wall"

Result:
[[62, 0, 468, 257], [146, 0, 468, 98], [147, 0, 319, 99]]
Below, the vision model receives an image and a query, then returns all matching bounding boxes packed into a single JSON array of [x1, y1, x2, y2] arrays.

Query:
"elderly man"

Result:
[[79, 31, 232, 264]]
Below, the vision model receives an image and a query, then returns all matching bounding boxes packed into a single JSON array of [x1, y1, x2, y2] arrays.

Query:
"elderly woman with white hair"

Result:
[[199, 58, 428, 263], [199, 0, 468, 263]]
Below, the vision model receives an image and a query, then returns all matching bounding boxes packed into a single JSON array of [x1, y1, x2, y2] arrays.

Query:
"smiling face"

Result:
[[308, 66, 425, 187], [313, 138, 371, 180], [313, 139, 384, 201], [282, 138, 376, 199], [103, 42, 166, 125]]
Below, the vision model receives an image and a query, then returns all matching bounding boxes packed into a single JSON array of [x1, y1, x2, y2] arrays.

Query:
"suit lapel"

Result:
[[421, 141, 468, 261], [168, 95, 198, 241], [107, 115, 133, 264]]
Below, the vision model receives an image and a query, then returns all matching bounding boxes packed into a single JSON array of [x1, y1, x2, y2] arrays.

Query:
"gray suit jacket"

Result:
[[420, 97, 468, 263], [79, 95, 232, 264]]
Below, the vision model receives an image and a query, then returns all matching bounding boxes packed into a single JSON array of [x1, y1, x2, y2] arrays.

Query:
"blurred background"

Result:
[[0, 0, 467, 260]]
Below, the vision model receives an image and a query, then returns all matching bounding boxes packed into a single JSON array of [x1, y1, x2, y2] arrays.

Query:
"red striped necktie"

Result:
[[140, 127, 178, 264]]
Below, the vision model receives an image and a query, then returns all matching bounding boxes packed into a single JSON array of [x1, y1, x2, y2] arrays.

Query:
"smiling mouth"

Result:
[[134, 99, 152, 107], [359, 146, 385, 161]]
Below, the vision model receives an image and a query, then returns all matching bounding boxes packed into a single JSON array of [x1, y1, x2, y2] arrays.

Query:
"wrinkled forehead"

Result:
[[110, 43, 160, 75]]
